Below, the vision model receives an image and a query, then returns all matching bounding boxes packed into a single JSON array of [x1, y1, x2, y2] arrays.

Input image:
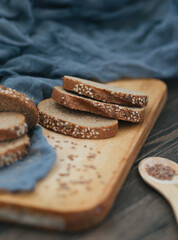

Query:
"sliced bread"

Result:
[[0, 135, 30, 168], [0, 112, 28, 141], [38, 98, 118, 139], [0, 85, 38, 130], [52, 87, 145, 123], [62, 75, 149, 107]]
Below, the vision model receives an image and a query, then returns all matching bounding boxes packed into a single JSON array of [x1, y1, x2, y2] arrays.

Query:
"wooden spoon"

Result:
[[138, 157, 178, 223]]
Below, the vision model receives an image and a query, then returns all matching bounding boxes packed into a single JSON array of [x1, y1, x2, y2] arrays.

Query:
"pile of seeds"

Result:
[[146, 164, 176, 181]]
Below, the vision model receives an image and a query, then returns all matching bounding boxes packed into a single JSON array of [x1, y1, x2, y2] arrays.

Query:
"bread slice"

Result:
[[0, 85, 38, 130], [62, 75, 149, 107], [52, 87, 145, 123], [0, 135, 30, 168], [38, 98, 118, 139], [0, 112, 28, 141]]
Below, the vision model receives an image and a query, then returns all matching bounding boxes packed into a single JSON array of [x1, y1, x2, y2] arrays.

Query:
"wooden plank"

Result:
[[0, 78, 167, 231]]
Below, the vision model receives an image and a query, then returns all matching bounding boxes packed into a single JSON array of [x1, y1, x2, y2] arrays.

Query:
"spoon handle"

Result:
[[161, 184, 178, 223]]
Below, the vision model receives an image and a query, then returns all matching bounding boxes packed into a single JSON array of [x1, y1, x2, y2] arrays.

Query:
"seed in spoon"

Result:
[[145, 164, 176, 181]]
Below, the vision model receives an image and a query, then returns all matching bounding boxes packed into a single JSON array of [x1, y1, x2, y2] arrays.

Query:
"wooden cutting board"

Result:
[[0, 79, 167, 231]]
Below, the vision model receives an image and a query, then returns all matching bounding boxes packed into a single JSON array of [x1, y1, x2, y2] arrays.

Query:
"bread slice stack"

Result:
[[0, 86, 38, 168], [52, 86, 145, 123], [38, 76, 148, 139]]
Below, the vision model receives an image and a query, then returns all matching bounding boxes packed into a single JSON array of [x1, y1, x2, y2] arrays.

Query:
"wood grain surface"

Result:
[[0, 79, 177, 239]]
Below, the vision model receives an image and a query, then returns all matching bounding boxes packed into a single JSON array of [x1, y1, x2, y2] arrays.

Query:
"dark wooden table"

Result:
[[0, 79, 177, 240]]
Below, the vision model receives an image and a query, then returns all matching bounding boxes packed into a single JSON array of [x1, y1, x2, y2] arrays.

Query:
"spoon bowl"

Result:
[[139, 157, 178, 223]]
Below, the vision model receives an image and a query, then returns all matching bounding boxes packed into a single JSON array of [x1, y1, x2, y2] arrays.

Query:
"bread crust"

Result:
[[0, 85, 38, 130], [38, 99, 118, 139], [0, 113, 28, 141], [52, 87, 145, 123], [0, 135, 30, 168], [63, 76, 148, 107]]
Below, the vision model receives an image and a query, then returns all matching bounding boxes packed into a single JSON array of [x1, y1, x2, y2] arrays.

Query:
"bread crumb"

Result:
[[59, 173, 69, 177], [84, 164, 96, 170], [68, 155, 75, 161], [59, 183, 70, 190], [87, 153, 96, 159]]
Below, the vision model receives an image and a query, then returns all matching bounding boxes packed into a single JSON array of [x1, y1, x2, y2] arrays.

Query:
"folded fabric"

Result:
[[0, 126, 56, 192], [0, 0, 178, 92]]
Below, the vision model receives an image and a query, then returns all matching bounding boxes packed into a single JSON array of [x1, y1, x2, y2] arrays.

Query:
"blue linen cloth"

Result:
[[0, 0, 178, 191], [0, 126, 56, 192], [0, 0, 178, 96]]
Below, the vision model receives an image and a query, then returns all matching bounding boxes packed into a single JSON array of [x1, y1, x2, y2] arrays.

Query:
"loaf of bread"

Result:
[[52, 86, 145, 122], [0, 85, 38, 130], [0, 112, 28, 141], [38, 98, 118, 139], [0, 135, 30, 168], [62, 75, 148, 107]]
